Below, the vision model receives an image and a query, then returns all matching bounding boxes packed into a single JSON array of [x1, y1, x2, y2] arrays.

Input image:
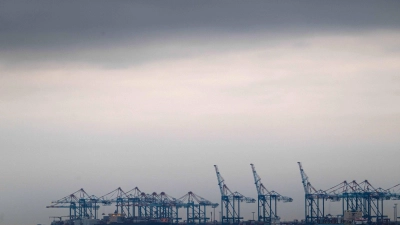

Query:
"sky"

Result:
[[1, 1, 400, 225]]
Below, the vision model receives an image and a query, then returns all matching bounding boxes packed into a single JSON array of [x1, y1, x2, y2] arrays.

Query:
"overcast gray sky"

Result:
[[1, 1, 400, 225]]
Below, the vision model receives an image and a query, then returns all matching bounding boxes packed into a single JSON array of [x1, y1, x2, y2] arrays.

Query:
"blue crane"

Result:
[[46, 188, 99, 220], [140, 192, 159, 220], [123, 187, 182, 222], [298, 163, 390, 225], [326, 180, 387, 224], [354, 180, 386, 223], [250, 163, 292, 224], [98, 187, 130, 216], [297, 162, 326, 225], [158, 191, 182, 223], [387, 183, 400, 200], [214, 165, 255, 224], [178, 191, 218, 224], [125, 187, 143, 219]]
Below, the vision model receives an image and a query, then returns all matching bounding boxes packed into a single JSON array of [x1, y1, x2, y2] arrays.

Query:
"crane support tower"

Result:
[[46, 188, 100, 220], [98, 187, 130, 216], [178, 191, 218, 224], [297, 162, 326, 225], [214, 165, 255, 224], [250, 163, 293, 224], [325, 180, 386, 224], [125, 187, 143, 220]]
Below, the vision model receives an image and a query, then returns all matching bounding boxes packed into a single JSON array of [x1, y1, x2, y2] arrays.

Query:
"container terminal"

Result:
[[46, 163, 400, 225]]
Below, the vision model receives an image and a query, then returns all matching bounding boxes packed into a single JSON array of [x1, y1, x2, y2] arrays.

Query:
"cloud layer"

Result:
[[1, 2, 400, 225]]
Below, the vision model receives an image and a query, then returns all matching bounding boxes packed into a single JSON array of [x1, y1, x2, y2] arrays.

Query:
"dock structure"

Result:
[[46, 163, 400, 225], [298, 162, 400, 225], [47, 187, 218, 224]]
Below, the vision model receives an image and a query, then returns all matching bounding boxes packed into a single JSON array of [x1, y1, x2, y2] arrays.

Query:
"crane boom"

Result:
[[214, 165, 225, 196], [250, 163, 263, 195], [250, 163, 292, 224], [297, 162, 309, 195], [214, 165, 255, 224]]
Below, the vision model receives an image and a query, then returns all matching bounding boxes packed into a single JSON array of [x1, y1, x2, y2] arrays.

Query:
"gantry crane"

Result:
[[98, 187, 130, 216], [297, 162, 327, 224], [178, 191, 218, 224], [387, 184, 400, 200], [298, 163, 390, 225], [214, 165, 255, 224], [352, 180, 385, 223], [128, 190, 180, 222], [158, 191, 182, 223], [250, 163, 292, 224], [125, 187, 143, 219], [101, 187, 182, 222], [326, 180, 386, 224], [46, 188, 99, 220], [138, 192, 159, 220]]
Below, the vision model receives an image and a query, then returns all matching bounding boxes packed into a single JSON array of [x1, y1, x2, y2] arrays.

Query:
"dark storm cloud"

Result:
[[1, 0, 400, 51], [1, 0, 400, 68]]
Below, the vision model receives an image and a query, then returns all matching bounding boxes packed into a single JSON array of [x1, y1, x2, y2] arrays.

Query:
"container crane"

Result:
[[387, 183, 400, 200], [299, 162, 394, 225], [214, 165, 255, 224], [297, 162, 326, 225], [125, 187, 143, 219], [46, 188, 99, 220], [178, 191, 219, 224], [98, 187, 129, 216], [250, 163, 292, 224], [158, 191, 182, 223], [342, 180, 386, 224]]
